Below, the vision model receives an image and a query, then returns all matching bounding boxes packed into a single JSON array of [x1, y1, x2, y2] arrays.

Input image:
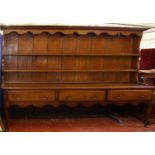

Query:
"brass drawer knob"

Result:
[[40, 97, 48, 100], [139, 96, 144, 98], [116, 96, 121, 99], [40, 96, 49, 100], [90, 96, 97, 100], [65, 96, 72, 100]]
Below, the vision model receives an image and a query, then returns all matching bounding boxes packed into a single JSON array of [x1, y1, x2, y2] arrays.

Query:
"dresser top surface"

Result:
[[2, 83, 155, 90]]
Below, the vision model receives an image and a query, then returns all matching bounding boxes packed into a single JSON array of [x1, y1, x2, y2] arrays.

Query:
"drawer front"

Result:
[[108, 90, 153, 101], [8, 91, 55, 102], [59, 91, 105, 101]]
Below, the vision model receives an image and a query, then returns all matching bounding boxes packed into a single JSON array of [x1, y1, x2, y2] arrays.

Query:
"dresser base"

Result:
[[3, 84, 155, 128]]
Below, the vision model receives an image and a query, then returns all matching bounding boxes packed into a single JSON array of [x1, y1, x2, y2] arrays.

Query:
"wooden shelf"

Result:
[[2, 83, 155, 90], [3, 53, 139, 56], [5, 81, 132, 84], [4, 69, 138, 73]]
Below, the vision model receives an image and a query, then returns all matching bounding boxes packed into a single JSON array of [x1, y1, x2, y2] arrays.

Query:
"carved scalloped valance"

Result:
[[1, 25, 149, 36], [3, 29, 143, 36]]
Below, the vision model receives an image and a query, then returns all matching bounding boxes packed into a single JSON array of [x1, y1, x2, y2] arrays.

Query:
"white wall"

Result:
[[141, 28, 155, 49], [0, 0, 155, 50]]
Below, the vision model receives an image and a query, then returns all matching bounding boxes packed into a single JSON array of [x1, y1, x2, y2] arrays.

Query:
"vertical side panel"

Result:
[[132, 36, 141, 53], [0, 34, 2, 115], [131, 36, 141, 83]]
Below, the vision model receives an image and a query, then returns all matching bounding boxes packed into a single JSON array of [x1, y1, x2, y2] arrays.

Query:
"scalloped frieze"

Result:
[[9, 102, 103, 108], [4, 29, 143, 36]]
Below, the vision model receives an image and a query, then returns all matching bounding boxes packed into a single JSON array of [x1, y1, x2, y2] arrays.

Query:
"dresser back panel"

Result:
[[3, 30, 141, 84]]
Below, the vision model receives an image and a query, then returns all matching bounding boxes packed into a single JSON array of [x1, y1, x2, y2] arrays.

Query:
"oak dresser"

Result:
[[1, 25, 155, 127]]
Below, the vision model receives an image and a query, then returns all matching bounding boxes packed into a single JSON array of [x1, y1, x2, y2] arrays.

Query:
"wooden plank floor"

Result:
[[7, 117, 155, 132], [5, 105, 155, 132]]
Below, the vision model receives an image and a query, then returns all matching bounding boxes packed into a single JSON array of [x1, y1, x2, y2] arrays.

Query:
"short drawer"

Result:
[[108, 90, 153, 101], [59, 90, 105, 101], [8, 91, 55, 102]]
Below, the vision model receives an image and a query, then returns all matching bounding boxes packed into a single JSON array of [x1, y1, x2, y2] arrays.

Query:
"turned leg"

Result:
[[136, 102, 153, 127], [2, 103, 8, 130], [4, 107, 8, 129], [144, 92, 155, 126], [144, 102, 153, 127], [3, 91, 9, 130]]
